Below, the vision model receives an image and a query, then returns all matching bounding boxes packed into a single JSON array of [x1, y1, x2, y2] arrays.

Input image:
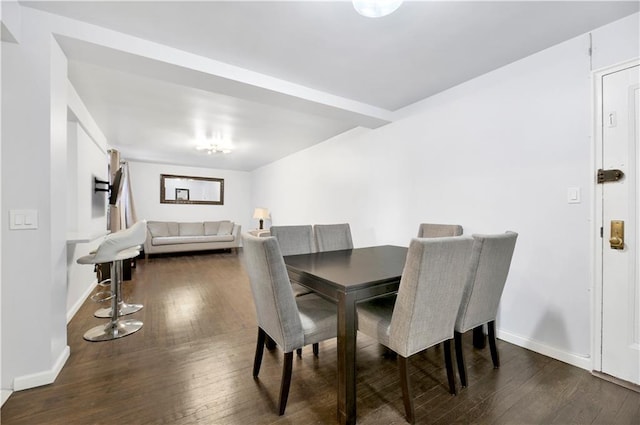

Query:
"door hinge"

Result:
[[597, 168, 624, 184], [600, 227, 603, 238]]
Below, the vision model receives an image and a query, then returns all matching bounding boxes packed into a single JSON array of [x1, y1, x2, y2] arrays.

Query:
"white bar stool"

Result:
[[77, 220, 147, 342]]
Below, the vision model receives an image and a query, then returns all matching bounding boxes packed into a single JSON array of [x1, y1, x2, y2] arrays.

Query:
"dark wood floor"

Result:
[[2, 251, 639, 425]]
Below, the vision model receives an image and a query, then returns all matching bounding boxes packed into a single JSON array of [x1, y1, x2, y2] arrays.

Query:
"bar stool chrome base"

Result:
[[95, 302, 143, 318], [83, 318, 143, 342]]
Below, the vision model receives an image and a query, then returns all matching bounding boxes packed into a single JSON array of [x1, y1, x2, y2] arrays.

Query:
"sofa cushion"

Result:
[[152, 235, 234, 246], [180, 222, 204, 236], [204, 221, 221, 235], [218, 221, 234, 236], [148, 222, 170, 237]]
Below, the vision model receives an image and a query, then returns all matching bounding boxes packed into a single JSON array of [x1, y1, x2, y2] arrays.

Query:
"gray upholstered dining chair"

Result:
[[241, 234, 337, 416], [417, 223, 463, 238], [270, 225, 314, 298], [269, 225, 314, 255], [454, 231, 518, 388], [314, 223, 353, 252], [357, 237, 474, 424]]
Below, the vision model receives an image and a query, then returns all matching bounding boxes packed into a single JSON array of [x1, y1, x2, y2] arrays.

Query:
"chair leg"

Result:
[[265, 334, 277, 350], [278, 352, 294, 415], [443, 339, 457, 395], [398, 355, 415, 424], [473, 325, 486, 348], [454, 331, 467, 388], [488, 321, 500, 368], [296, 344, 319, 358], [253, 328, 266, 378], [382, 345, 398, 359]]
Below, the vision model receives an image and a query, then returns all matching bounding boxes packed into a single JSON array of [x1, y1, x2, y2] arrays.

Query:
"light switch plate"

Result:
[[9, 209, 38, 230], [567, 187, 581, 204]]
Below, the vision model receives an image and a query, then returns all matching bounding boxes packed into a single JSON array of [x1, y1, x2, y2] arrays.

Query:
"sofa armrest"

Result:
[[232, 223, 242, 240], [143, 225, 154, 253]]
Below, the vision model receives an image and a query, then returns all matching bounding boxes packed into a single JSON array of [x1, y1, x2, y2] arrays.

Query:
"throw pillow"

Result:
[[180, 222, 204, 236], [217, 221, 234, 236], [147, 222, 169, 237], [167, 222, 180, 236], [204, 221, 221, 235]]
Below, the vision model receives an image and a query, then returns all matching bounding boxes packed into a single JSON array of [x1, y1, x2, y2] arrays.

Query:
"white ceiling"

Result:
[[20, 1, 640, 171]]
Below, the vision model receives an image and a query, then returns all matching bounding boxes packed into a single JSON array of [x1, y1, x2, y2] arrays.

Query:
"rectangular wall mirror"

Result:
[[160, 174, 224, 205]]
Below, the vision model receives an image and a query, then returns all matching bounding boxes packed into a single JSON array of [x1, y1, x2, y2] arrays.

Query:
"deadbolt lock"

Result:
[[609, 220, 624, 250]]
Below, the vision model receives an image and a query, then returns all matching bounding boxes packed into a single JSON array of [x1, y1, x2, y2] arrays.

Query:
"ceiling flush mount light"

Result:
[[196, 143, 232, 155], [353, 0, 403, 18]]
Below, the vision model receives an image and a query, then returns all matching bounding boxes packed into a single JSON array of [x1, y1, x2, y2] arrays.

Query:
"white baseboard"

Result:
[[497, 329, 592, 371], [67, 279, 97, 324], [13, 345, 70, 391], [1, 389, 12, 406]]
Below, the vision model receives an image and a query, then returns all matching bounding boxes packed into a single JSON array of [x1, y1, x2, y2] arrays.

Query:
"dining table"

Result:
[[284, 244, 488, 424], [284, 245, 408, 425]]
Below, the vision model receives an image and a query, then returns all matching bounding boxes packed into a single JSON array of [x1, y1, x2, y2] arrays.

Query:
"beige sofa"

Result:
[[144, 220, 241, 257]]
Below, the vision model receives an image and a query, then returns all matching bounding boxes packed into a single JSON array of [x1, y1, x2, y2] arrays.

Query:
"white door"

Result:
[[598, 64, 640, 385]]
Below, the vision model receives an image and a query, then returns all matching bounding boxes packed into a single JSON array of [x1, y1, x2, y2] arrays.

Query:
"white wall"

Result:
[[1, 7, 70, 394], [65, 80, 110, 323], [65, 122, 109, 322], [252, 14, 640, 369], [591, 13, 640, 70], [0, 0, 21, 44], [128, 161, 252, 230]]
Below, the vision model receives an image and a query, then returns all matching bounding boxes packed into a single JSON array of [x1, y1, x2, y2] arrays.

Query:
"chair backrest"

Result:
[[389, 237, 474, 357], [270, 225, 314, 256], [94, 220, 147, 263], [314, 223, 353, 252], [242, 234, 303, 352], [455, 232, 518, 333], [417, 223, 463, 238]]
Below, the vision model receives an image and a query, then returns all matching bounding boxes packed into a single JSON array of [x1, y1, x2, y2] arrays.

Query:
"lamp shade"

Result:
[[253, 208, 270, 220]]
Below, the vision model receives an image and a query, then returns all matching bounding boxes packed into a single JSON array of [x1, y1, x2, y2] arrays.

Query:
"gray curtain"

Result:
[[120, 162, 138, 229]]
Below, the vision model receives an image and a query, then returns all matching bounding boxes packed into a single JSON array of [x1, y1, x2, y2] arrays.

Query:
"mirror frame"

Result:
[[160, 174, 224, 205]]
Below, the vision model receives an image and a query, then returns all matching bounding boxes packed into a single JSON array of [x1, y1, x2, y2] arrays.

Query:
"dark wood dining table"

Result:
[[284, 245, 408, 425], [284, 244, 488, 424]]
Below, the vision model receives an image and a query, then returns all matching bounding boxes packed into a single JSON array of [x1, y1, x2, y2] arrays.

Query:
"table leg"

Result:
[[337, 291, 357, 425]]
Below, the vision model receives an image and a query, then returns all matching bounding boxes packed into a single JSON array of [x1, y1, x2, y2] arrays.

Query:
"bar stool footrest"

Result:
[[94, 302, 143, 318], [97, 278, 112, 287], [90, 291, 114, 303]]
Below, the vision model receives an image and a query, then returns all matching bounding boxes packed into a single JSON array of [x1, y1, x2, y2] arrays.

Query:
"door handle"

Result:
[[609, 220, 624, 250]]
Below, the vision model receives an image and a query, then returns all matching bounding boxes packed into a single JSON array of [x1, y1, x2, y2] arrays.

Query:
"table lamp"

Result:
[[253, 207, 270, 230]]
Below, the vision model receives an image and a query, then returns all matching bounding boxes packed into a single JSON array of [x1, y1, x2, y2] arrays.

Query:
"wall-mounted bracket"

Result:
[[94, 177, 110, 193]]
